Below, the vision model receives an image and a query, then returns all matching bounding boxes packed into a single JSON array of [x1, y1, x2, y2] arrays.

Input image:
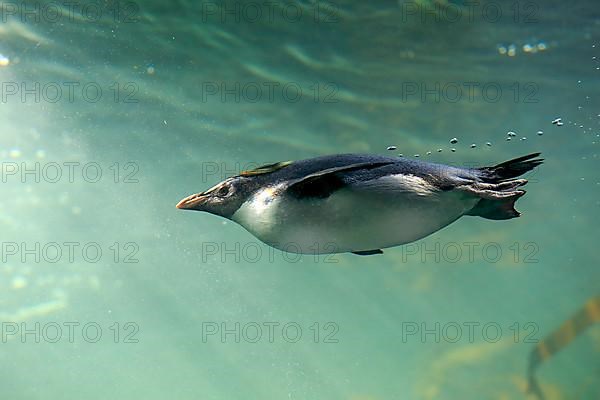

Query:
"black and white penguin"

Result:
[[176, 153, 543, 255]]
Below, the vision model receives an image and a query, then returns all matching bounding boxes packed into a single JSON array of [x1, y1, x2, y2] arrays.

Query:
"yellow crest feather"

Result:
[[240, 161, 292, 176]]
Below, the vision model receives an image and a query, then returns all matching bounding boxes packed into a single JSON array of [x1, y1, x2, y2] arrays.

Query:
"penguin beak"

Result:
[[176, 192, 209, 210]]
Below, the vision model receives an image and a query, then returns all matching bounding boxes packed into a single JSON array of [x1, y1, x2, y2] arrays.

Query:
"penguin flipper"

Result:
[[352, 249, 383, 256], [287, 161, 393, 199]]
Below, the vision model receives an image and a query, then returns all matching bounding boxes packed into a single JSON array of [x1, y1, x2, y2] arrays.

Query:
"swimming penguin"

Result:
[[176, 153, 543, 255]]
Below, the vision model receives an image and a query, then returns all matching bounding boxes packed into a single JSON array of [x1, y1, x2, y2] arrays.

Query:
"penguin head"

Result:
[[177, 161, 293, 219], [176, 176, 257, 219]]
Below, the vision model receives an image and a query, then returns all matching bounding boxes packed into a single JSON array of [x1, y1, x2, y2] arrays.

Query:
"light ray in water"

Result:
[[527, 296, 600, 399]]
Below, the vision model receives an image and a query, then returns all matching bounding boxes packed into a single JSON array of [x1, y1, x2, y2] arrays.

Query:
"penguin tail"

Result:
[[477, 152, 544, 183], [464, 153, 542, 220]]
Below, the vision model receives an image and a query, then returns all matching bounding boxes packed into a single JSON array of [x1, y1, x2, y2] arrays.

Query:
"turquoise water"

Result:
[[0, 1, 599, 399]]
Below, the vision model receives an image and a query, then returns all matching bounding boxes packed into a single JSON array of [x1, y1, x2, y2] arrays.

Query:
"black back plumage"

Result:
[[237, 153, 543, 200], [242, 154, 475, 192]]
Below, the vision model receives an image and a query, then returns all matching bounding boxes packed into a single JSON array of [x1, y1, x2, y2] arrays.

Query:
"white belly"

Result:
[[232, 183, 478, 254]]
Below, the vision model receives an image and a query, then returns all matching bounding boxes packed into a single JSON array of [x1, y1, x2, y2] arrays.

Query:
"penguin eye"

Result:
[[216, 185, 230, 197]]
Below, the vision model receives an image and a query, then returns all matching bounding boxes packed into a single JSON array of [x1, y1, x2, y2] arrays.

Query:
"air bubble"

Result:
[[9, 149, 21, 158]]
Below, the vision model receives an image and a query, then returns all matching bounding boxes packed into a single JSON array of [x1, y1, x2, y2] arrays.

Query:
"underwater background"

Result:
[[0, 0, 599, 399]]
